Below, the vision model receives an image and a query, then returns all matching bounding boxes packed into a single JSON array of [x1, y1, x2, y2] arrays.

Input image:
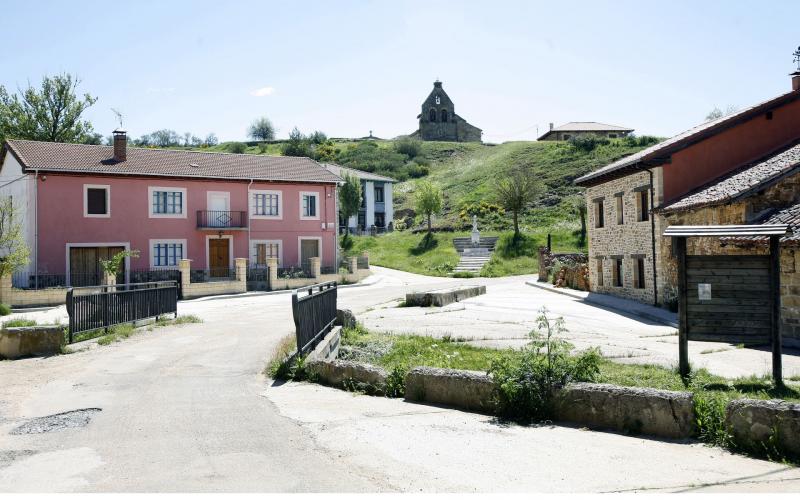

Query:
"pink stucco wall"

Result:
[[35, 174, 338, 273]]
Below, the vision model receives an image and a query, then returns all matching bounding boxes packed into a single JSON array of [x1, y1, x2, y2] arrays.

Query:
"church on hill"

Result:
[[409, 80, 482, 142]]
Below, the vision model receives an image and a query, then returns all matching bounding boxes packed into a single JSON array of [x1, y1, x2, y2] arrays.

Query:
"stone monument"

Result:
[[471, 215, 480, 245]]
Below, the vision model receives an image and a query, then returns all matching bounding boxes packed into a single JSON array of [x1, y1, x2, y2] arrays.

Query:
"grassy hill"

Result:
[[178, 135, 658, 239]]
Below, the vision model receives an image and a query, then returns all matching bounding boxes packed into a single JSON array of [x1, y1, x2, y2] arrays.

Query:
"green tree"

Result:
[[0, 73, 97, 145], [226, 142, 247, 154], [99, 249, 140, 276], [565, 194, 587, 247], [0, 197, 30, 279], [494, 168, 542, 241], [415, 180, 443, 235], [338, 173, 362, 240], [281, 127, 312, 157], [248, 117, 276, 141]]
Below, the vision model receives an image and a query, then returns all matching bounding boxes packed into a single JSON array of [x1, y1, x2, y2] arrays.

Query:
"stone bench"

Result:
[[405, 285, 486, 307], [0, 326, 64, 359]]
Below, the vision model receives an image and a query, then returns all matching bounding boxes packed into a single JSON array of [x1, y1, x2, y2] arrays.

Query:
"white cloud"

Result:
[[250, 86, 275, 97]]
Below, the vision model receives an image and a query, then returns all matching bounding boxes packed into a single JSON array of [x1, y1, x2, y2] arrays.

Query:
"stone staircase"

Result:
[[452, 237, 498, 274]]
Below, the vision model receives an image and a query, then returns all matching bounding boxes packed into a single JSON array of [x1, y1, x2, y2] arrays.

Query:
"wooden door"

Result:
[[209, 239, 230, 277], [300, 239, 319, 269], [685, 255, 771, 345], [69, 246, 125, 286]]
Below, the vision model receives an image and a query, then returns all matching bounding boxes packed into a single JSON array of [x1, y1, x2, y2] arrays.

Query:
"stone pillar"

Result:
[[267, 257, 278, 290], [0, 273, 13, 306], [309, 256, 321, 279], [361, 251, 369, 268], [179, 259, 191, 291], [235, 258, 247, 284]]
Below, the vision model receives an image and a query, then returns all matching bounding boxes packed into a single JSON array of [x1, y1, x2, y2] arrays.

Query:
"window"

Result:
[[150, 239, 186, 267], [251, 190, 281, 219], [429, 108, 437, 122], [375, 212, 385, 228], [594, 199, 605, 228], [149, 187, 186, 217], [615, 193, 624, 225], [84, 185, 110, 217], [375, 186, 384, 203], [634, 257, 646, 289], [563, 134, 571, 140], [596, 258, 604, 287], [609, 133, 618, 139], [300, 192, 319, 219], [251, 240, 281, 267], [612, 258, 623, 287], [441, 109, 449, 122], [637, 189, 650, 221]]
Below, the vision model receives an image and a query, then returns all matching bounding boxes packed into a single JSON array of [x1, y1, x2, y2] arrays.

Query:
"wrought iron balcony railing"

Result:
[[196, 210, 247, 229]]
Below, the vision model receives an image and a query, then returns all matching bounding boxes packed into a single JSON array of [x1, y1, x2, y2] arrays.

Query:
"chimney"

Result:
[[113, 129, 127, 162], [549, 122, 554, 131], [793, 71, 800, 92]]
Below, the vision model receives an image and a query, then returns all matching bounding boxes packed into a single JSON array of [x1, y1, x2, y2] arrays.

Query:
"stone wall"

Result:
[[0, 275, 67, 308], [585, 168, 666, 304], [0, 325, 64, 359]]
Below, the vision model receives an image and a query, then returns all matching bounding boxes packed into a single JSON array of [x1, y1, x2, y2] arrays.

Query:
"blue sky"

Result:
[[2, 0, 798, 142]]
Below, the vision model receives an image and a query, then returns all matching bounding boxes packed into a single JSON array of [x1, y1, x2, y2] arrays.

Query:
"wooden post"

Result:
[[769, 235, 783, 387], [676, 236, 689, 378], [547, 233, 552, 252]]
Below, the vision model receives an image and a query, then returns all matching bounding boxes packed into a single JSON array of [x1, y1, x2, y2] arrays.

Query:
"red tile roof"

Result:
[[659, 142, 800, 213], [2, 139, 341, 184], [575, 89, 800, 186]]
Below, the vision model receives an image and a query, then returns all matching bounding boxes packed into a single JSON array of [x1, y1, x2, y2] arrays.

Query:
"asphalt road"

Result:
[[0, 267, 798, 492]]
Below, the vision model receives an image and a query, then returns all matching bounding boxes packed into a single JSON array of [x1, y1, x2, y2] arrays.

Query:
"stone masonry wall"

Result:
[[585, 169, 665, 304]]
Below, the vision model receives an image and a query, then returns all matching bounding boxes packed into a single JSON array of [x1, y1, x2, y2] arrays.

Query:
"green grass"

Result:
[[344, 228, 582, 277], [71, 314, 203, 345], [0, 303, 12, 316], [1, 318, 38, 328]]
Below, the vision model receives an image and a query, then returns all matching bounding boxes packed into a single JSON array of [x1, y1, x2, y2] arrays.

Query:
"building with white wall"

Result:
[[322, 163, 395, 234]]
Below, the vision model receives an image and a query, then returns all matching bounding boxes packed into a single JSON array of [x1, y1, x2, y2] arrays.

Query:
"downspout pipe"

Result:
[[247, 179, 253, 266]]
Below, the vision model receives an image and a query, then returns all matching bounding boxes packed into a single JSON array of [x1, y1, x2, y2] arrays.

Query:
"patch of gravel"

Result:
[[338, 339, 393, 364], [10, 408, 102, 435], [0, 449, 38, 468]]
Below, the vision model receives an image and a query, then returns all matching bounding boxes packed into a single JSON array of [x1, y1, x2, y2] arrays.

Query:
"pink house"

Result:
[[0, 131, 341, 286]]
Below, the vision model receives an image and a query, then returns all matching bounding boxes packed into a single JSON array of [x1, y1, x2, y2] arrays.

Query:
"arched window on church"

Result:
[[429, 108, 437, 122], [441, 109, 449, 122]]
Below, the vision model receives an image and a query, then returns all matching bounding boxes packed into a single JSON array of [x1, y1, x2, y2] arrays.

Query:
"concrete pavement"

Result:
[[0, 266, 798, 492], [359, 274, 800, 379]]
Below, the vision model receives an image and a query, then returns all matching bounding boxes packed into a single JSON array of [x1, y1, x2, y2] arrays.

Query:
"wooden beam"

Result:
[[769, 235, 783, 387], [676, 236, 689, 377]]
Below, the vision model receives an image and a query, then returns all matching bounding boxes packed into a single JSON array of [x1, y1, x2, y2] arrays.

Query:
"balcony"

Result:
[[196, 210, 247, 230]]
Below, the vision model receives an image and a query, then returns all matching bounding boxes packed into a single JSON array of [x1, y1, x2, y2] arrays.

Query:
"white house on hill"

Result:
[[322, 163, 395, 234]]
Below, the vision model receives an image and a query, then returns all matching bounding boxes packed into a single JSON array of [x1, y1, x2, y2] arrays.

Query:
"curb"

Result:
[[525, 281, 678, 329], [179, 275, 382, 303]]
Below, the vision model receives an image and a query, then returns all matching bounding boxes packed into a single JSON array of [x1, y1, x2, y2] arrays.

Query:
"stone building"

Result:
[[575, 70, 800, 346], [538, 122, 634, 141], [410, 80, 482, 142]]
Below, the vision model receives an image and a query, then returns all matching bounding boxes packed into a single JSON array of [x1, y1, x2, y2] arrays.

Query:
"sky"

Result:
[[1, 0, 798, 143]]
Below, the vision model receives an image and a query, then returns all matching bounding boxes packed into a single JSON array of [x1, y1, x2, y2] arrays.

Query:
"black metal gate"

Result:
[[291, 281, 337, 355], [66, 281, 178, 342]]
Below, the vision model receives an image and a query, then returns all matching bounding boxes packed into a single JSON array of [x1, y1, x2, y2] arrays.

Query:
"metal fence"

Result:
[[129, 268, 182, 298], [291, 281, 337, 355], [65, 281, 178, 342], [190, 268, 236, 283], [196, 210, 247, 228], [278, 266, 307, 279], [12, 271, 106, 289]]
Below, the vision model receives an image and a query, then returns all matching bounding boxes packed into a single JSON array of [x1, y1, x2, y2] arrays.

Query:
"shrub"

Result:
[[385, 365, 407, 398], [226, 142, 247, 154], [489, 307, 601, 421], [0, 303, 11, 316], [394, 137, 422, 158], [494, 232, 537, 259], [568, 135, 609, 152]]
